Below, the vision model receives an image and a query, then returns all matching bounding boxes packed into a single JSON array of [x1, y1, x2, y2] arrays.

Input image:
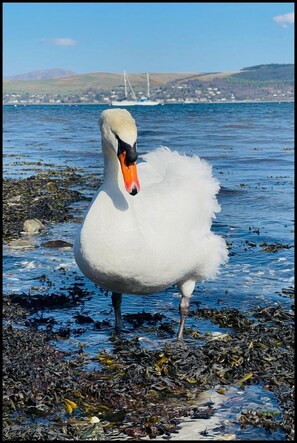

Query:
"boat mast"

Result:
[[125, 73, 137, 100], [123, 71, 127, 98], [147, 73, 150, 98]]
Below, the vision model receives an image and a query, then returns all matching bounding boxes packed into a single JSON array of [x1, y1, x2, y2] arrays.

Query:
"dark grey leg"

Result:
[[111, 292, 123, 331], [177, 295, 190, 341]]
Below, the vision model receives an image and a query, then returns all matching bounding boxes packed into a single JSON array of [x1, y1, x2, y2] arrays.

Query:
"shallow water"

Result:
[[3, 102, 294, 440], [165, 384, 286, 441]]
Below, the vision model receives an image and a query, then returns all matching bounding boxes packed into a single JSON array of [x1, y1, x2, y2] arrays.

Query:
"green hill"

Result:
[[3, 72, 195, 96], [230, 64, 294, 82]]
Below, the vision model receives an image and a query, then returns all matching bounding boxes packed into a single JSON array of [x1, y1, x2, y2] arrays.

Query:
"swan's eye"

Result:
[[116, 135, 128, 155], [116, 135, 138, 164]]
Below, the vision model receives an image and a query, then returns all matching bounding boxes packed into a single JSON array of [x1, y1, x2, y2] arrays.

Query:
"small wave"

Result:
[[224, 124, 255, 129], [219, 187, 244, 195], [41, 117, 66, 123]]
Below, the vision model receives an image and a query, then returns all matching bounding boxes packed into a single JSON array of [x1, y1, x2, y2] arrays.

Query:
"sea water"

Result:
[[3, 102, 294, 307], [3, 103, 294, 439]]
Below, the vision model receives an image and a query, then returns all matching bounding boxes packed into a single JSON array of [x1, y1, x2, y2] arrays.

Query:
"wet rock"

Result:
[[8, 239, 36, 249], [41, 240, 73, 249], [22, 218, 44, 233], [75, 313, 94, 324]]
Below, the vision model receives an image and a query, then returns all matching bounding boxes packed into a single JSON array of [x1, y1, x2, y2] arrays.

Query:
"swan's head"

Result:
[[99, 109, 140, 196]]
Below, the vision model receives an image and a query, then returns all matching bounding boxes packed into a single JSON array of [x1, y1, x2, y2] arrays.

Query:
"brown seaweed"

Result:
[[3, 294, 294, 440]]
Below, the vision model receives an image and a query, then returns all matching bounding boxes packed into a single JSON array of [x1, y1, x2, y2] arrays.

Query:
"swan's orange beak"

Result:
[[118, 151, 140, 196]]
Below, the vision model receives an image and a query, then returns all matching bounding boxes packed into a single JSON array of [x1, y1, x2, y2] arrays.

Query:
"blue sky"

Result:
[[3, 2, 294, 76]]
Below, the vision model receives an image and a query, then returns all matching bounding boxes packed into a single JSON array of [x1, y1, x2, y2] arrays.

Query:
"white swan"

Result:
[[74, 109, 228, 340]]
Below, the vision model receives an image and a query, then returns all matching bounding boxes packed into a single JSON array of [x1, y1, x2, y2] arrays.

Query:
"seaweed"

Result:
[[3, 168, 102, 242], [3, 294, 295, 440]]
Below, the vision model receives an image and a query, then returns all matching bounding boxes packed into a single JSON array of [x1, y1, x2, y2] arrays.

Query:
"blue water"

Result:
[[3, 103, 294, 439], [3, 102, 294, 307]]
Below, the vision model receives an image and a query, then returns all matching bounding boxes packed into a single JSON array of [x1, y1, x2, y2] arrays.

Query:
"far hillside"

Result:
[[3, 64, 294, 103], [231, 64, 294, 82], [167, 64, 294, 103], [3, 72, 196, 96], [5, 68, 77, 81]]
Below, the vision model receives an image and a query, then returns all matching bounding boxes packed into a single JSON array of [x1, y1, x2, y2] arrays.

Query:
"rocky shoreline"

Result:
[[2, 169, 295, 440], [3, 167, 101, 243], [3, 291, 295, 440]]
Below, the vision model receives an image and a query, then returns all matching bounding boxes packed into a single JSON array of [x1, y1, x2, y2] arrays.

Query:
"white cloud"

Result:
[[41, 38, 78, 46], [273, 12, 294, 28], [53, 38, 78, 46]]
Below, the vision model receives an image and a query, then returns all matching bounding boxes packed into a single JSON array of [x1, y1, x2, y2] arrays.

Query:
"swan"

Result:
[[74, 109, 228, 340]]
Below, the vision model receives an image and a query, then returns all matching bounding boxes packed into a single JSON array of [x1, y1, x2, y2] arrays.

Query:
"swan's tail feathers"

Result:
[[141, 147, 217, 182], [195, 234, 229, 281], [139, 147, 222, 224]]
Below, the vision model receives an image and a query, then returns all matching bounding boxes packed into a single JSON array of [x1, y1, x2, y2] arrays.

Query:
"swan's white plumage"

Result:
[[74, 109, 228, 300]]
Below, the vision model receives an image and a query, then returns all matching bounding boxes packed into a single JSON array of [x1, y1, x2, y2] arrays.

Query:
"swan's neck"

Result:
[[102, 146, 127, 197], [101, 145, 135, 214]]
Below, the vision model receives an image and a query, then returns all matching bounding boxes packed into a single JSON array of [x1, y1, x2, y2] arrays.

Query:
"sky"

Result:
[[3, 2, 295, 77]]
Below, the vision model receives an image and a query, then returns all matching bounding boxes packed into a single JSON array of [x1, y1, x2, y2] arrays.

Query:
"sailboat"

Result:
[[111, 72, 161, 106]]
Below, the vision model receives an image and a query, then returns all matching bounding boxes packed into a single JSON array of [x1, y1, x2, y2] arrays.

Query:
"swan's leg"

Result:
[[177, 295, 190, 341], [176, 280, 196, 340], [111, 292, 123, 331]]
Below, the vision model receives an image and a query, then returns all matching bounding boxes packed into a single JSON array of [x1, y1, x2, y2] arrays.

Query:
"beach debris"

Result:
[[64, 398, 78, 414], [78, 417, 106, 440], [235, 372, 253, 386], [207, 332, 232, 342], [216, 387, 227, 395]]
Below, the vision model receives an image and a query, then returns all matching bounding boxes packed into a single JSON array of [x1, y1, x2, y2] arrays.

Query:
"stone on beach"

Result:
[[8, 239, 37, 249], [22, 218, 44, 233], [41, 239, 73, 249]]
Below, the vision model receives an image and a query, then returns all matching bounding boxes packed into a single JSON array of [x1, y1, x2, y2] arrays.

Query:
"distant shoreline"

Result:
[[2, 99, 294, 106]]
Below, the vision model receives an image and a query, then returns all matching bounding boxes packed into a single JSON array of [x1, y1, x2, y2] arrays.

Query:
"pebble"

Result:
[[220, 434, 236, 440], [23, 218, 44, 233], [7, 194, 22, 205], [8, 239, 37, 249]]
